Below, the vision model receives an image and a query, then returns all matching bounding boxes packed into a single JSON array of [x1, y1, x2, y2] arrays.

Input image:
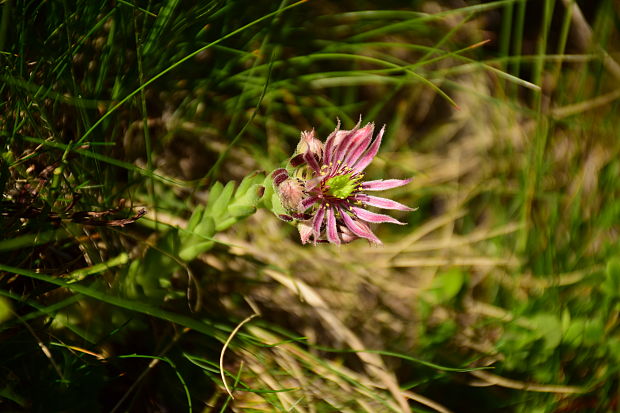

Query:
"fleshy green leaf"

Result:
[[228, 184, 265, 214], [236, 171, 264, 195], [208, 181, 236, 221], [215, 216, 237, 232], [427, 269, 465, 303], [194, 216, 216, 238], [179, 217, 215, 261], [204, 181, 224, 216], [228, 205, 257, 217], [186, 205, 205, 232]]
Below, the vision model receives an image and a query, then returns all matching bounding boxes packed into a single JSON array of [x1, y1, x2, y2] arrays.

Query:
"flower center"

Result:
[[324, 173, 360, 199]]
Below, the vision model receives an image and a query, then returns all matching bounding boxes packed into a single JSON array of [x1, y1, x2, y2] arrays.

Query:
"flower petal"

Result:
[[296, 129, 323, 158], [303, 149, 321, 173], [292, 212, 313, 220], [332, 122, 370, 166], [272, 168, 288, 186], [298, 221, 313, 244], [305, 176, 322, 191], [351, 206, 406, 225], [326, 118, 361, 167], [338, 224, 358, 243], [339, 207, 381, 244], [323, 119, 341, 165], [342, 124, 374, 166], [352, 124, 385, 172], [361, 178, 412, 191], [289, 153, 305, 167], [301, 196, 319, 210], [355, 194, 414, 211], [312, 205, 325, 243], [326, 207, 340, 244]]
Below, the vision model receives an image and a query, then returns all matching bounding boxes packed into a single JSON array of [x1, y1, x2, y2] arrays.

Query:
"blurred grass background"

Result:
[[1, 0, 620, 411]]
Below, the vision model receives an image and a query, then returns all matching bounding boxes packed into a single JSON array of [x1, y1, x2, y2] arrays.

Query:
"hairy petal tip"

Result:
[[361, 178, 413, 191], [351, 206, 407, 225], [355, 194, 414, 211]]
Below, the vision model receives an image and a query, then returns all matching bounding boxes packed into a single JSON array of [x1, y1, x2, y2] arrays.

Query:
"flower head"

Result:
[[273, 119, 413, 245], [295, 129, 323, 158]]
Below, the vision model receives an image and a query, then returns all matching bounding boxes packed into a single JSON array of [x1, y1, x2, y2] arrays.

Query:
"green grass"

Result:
[[2, 0, 620, 411]]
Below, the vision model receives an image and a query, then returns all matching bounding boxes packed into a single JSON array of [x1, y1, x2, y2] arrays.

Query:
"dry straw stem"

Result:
[[238, 354, 308, 412], [388, 256, 519, 268], [269, 344, 317, 413], [401, 390, 454, 413], [378, 214, 520, 270], [373, 209, 468, 262], [61, 344, 107, 360], [239, 328, 374, 412], [552, 87, 620, 119], [218, 222, 452, 412], [220, 313, 260, 399], [263, 268, 413, 413], [468, 370, 585, 394], [245, 324, 456, 413], [495, 266, 605, 290], [466, 300, 535, 330], [388, 222, 521, 253]]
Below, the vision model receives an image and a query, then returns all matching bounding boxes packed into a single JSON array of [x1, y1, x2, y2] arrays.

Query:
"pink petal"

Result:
[[339, 207, 381, 244], [272, 168, 288, 186], [323, 119, 341, 165], [351, 206, 406, 225], [301, 196, 319, 210], [355, 194, 413, 211], [298, 222, 313, 244], [352, 124, 385, 172], [305, 176, 323, 191], [343, 124, 374, 166], [326, 119, 361, 166], [326, 207, 340, 244], [332, 122, 370, 165], [303, 149, 321, 173], [289, 153, 305, 167], [361, 178, 412, 191], [312, 205, 325, 243], [338, 224, 358, 243], [292, 212, 312, 220]]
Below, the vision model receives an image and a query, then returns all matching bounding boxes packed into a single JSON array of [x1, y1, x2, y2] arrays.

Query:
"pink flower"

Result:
[[273, 119, 413, 245]]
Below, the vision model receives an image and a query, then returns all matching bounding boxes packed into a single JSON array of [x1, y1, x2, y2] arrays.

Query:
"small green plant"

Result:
[[120, 173, 266, 301]]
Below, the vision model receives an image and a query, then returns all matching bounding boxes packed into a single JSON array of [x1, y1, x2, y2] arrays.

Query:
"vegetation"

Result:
[[1, 0, 619, 411]]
